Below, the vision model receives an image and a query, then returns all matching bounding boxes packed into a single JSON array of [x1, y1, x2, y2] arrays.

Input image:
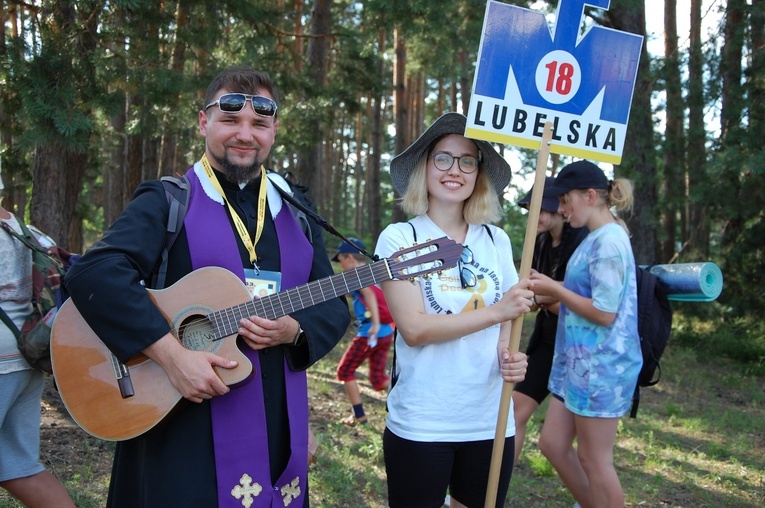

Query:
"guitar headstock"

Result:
[[386, 237, 464, 280]]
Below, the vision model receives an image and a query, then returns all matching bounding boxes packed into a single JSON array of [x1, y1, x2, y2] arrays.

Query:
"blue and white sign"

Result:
[[466, 0, 643, 164]]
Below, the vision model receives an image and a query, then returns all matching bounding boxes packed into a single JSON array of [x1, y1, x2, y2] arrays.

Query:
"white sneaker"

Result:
[[443, 495, 451, 507]]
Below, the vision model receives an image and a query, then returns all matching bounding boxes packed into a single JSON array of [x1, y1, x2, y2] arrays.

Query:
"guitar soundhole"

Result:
[[179, 315, 222, 354]]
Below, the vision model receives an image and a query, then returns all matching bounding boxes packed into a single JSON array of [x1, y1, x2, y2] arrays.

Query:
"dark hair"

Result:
[[203, 67, 280, 113]]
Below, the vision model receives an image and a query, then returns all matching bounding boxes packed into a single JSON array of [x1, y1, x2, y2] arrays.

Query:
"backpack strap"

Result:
[[152, 175, 190, 289], [407, 222, 417, 243], [630, 386, 641, 418], [0, 219, 58, 337], [0, 306, 20, 337], [390, 222, 423, 397], [409, 222, 495, 245], [1, 219, 46, 255], [482, 224, 494, 243]]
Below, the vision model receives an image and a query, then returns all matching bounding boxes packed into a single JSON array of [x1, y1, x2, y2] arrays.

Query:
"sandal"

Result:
[[340, 414, 368, 427]]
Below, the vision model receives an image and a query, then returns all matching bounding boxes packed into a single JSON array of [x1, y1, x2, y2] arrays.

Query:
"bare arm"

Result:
[[530, 272, 615, 326], [358, 286, 380, 337]]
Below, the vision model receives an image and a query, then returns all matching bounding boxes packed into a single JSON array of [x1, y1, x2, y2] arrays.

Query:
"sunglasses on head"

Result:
[[204, 93, 278, 117]]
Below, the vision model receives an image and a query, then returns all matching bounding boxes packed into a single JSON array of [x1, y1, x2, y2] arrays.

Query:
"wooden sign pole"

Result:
[[484, 122, 554, 508]]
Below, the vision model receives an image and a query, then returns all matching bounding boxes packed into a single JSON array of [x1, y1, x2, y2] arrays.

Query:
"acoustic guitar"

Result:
[[51, 237, 462, 441]]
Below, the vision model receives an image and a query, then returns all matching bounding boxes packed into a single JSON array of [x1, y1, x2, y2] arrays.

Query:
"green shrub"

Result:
[[672, 312, 765, 370]]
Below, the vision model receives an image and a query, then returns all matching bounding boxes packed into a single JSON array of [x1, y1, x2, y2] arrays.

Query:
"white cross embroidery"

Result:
[[231, 473, 262, 508], [280, 477, 301, 506]]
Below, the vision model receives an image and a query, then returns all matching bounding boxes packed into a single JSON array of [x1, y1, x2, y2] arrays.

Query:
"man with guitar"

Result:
[[63, 67, 351, 507]]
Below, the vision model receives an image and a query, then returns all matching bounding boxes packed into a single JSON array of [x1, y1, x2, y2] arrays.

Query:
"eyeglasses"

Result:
[[459, 246, 477, 289], [204, 93, 278, 117], [431, 152, 479, 174]]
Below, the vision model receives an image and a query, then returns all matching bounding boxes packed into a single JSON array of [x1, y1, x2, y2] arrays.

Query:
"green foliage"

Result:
[[672, 311, 765, 371], [13, 44, 93, 153], [526, 450, 556, 478], [1, 0, 763, 320]]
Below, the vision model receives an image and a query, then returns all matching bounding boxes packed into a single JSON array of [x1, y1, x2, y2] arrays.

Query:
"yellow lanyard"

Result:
[[200, 154, 267, 267]]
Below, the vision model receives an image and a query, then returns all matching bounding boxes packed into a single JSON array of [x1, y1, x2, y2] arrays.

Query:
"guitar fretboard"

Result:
[[207, 259, 392, 338]]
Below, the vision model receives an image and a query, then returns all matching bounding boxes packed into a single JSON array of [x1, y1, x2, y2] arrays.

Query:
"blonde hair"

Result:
[[399, 143, 504, 224], [589, 178, 634, 233]]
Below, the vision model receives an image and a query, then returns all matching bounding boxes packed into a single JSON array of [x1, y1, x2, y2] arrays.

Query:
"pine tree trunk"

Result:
[[298, 0, 331, 199], [368, 30, 386, 240], [686, 0, 709, 258], [392, 27, 408, 223], [662, 0, 685, 263], [605, 0, 657, 264], [719, 0, 746, 255]]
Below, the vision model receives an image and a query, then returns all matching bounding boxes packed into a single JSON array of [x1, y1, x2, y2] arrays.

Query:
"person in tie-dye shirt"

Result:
[[529, 161, 641, 508]]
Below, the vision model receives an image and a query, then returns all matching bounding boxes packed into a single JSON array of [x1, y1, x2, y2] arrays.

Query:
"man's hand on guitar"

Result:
[[143, 333, 238, 403], [238, 315, 300, 350]]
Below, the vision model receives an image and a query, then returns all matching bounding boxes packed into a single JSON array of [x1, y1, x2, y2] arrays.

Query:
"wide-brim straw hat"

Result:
[[389, 112, 511, 197]]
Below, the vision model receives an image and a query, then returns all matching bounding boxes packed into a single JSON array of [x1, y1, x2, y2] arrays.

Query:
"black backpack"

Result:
[[630, 266, 673, 417]]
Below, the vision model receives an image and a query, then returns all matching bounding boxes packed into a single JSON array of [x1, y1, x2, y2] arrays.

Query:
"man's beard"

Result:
[[211, 151, 262, 184]]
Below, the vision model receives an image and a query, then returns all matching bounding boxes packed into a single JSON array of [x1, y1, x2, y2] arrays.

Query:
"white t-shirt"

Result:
[[375, 214, 519, 442]]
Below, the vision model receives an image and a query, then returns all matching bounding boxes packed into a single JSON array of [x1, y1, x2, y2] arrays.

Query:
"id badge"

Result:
[[244, 268, 282, 299]]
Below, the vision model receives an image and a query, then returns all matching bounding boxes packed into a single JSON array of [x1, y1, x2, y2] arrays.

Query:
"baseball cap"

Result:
[[332, 237, 366, 262], [517, 176, 561, 213], [546, 160, 609, 196]]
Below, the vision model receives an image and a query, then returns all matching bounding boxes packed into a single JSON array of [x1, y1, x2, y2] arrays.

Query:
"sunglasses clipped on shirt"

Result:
[[204, 93, 278, 117], [459, 245, 477, 289]]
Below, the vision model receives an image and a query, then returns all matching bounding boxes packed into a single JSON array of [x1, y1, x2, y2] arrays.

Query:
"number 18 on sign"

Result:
[[466, 0, 643, 164]]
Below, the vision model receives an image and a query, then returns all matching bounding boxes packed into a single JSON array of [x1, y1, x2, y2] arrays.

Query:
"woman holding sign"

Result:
[[530, 161, 641, 508], [374, 112, 533, 508]]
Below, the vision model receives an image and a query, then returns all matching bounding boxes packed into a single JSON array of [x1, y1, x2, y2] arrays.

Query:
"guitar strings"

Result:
[[171, 243, 447, 343]]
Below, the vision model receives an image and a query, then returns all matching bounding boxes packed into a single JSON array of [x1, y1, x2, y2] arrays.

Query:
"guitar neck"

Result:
[[208, 259, 392, 338]]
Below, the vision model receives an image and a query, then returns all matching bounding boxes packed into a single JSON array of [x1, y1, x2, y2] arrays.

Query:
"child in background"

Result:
[[334, 238, 394, 426]]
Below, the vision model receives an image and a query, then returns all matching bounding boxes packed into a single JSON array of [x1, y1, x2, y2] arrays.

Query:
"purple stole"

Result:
[[183, 167, 313, 508]]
